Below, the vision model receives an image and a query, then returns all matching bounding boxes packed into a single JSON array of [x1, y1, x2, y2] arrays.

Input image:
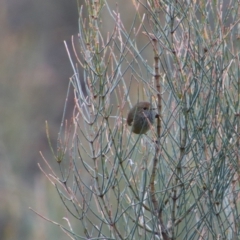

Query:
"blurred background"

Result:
[[0, 0, 79, 239]]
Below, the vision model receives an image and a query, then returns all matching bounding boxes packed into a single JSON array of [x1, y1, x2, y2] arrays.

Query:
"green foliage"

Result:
[[43, 0, 240, 239]]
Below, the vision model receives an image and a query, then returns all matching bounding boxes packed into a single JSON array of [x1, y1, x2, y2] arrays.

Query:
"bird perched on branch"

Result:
[[127, 101, 156, 134]]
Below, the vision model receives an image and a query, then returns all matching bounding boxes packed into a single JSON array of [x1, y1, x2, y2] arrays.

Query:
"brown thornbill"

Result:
[[127, 102, 156, 134]]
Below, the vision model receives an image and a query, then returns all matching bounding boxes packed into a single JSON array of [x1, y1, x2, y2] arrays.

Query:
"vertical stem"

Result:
[[148, 33, 169, 239]]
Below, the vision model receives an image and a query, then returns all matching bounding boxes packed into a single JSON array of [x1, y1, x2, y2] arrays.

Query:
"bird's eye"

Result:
[[143, 107, 147, 110]]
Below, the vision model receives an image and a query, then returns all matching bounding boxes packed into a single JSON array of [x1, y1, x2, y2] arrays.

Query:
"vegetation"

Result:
[[40, 0, 240, 239]]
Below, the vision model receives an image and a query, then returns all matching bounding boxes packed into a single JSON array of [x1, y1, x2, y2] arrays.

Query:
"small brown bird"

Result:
[[127, 102, 156, 134]]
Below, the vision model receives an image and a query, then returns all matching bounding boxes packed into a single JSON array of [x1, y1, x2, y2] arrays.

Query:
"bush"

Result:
[[40, 1, 240, 239]]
